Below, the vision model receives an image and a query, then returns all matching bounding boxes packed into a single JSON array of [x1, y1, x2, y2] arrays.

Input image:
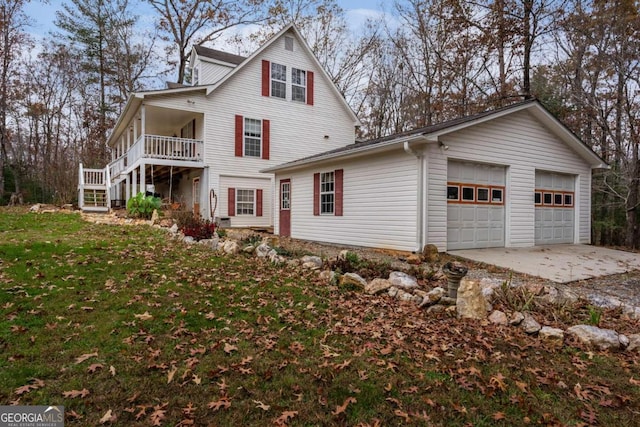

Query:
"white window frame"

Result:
[[281, 181, 291, 210], [292, 68, 306, 103], [243, 118, 262, 158], [271, 63, 286, 99], [236, 189, 255, 216], [320, 172, 335, 215]]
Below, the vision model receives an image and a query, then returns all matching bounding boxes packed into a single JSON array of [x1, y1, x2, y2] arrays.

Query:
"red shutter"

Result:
[[256, 189, 263, 217], [313, 173, 320, 216], [335, 169, 343, 216], [307, 71, 314, 106], [228, 187, 236, 216], [234, 115, 243, 157], [261, 60, 270, 97], [262, 119, 270, 160]]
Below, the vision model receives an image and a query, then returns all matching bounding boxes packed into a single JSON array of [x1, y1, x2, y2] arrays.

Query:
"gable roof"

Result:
[[193, 45, 246, 66], [203, 23, 360, 126], [108, 24, 360, 147], [263, 99, 608, 172]]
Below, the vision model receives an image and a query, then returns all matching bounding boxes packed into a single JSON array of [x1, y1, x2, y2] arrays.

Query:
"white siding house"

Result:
[[78, 24, 360, 226], [265, 100, 607, 252]]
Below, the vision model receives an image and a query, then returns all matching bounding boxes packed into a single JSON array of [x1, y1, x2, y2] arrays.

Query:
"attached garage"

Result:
[[266, 100, 608, 253], [534, 171, 575, 244], [447, 161, 506, 250]]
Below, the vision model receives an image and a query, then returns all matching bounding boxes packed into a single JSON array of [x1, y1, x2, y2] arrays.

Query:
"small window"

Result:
[[554, 193, 563, 206], [320, 172, 335, 214], [271, 63, 286, 99], [477, 187, 489, 203], [534, 191, 542, 205], [564, 193, 573, 206], [462, 186, 475, 202], [492, 188, 503, 203], [281, 182, 291, 210], [292, 68, 306, 102], [285, 36, 294, 51], [243, 118, 261, 157], [447, 185, 459, 201], [236, 189, 255, 215], [543, 192, 553, 205]]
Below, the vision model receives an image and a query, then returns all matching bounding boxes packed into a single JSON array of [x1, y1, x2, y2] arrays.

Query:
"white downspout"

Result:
[[404, 140, 424, 253]]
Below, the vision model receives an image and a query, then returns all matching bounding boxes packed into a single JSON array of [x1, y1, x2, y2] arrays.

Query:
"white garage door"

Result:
[[447, 161, 506, 250], [535, 171, 574, 245]]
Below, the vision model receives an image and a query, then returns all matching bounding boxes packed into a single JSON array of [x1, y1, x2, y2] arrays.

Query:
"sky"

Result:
[[23, 0, 391, 41]]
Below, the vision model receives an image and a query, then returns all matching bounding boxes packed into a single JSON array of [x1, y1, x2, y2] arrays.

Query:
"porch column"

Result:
[[140, 104, 146, 137], [132, 168, 138, 196], [127, 128, 131, 150], [125, 174, 131, 201], [133, 115, 138, 141], [139, 164, 146, 194]]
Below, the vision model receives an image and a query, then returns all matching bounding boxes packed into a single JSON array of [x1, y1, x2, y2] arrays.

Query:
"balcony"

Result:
[[109, 134, 204, 180]]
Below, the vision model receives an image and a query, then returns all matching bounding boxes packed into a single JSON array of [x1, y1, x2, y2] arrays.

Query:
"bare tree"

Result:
[[148, 0, 269, 84]]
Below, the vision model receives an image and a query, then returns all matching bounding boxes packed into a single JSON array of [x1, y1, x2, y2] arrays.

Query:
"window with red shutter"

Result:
[[261, 60, 270, 97], [335, 169, 343, 216], [307, 71, 314, 106], [234, 115, 243, 157], [313, 173, 320, 216], [256, 189, 263, 216], [228, 187, 236, 216], [262, 120, 270, 160]]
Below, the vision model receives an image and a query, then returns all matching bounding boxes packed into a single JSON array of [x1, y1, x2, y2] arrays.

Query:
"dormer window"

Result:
[[271, 63, 286, 99], [292, 68, 306, 103]]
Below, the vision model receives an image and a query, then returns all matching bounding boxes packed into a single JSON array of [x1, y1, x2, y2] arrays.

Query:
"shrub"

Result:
[[179, 216, 217, 241], [127, 192, 161, 219]]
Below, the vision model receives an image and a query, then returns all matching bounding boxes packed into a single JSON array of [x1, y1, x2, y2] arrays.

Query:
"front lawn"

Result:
[[0, 209, 638, 426]]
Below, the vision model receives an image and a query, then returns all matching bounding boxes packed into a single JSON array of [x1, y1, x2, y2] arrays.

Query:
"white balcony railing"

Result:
[[109, 134, 203, 180], [83, 168, 106, 186]]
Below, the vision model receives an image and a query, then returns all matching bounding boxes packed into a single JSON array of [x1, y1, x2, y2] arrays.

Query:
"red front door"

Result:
[[279, 179, 291, 237]]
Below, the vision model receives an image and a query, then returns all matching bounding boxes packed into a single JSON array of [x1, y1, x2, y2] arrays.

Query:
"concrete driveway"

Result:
[[448, 244, 640, 283]]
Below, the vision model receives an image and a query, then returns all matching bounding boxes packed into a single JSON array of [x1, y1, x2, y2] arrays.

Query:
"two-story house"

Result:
[[78, 23, 360, 230]]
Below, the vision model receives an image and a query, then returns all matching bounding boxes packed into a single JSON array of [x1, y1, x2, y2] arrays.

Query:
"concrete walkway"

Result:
[[448, 244, 640, 283]]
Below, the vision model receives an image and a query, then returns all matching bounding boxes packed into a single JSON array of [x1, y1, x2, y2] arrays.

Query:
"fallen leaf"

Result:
[[150, 403, 167, 426], [109, 366, 116, 376], [223, 343, 238, 354], [62, 389, 90, 398], [88, 363, 104, 373], [394, 409, 410, 422], [207, 396, 231, 411], [493, 411, 507, 420], [167, 366, 178, 384], [134, 311, 153, 321], [75, 352, 98, 364], [99, 409, 115, 424], [332, 397, 356, 415], [630, 377, 640, 386], [253, 400, 271, 411], [274, 410, 298, 425]]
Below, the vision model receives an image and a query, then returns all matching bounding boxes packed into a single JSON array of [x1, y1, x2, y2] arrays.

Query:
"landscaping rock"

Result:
[[419, 287, 447, 308], [183, 236, 195, 244], [406, 254, 422, 265], [199, 237, 219, 250], [301, 255, 323, 270], [539, 286, 579, 305], [421, 244, 439, 263], [566, 325, 629, 350], [456, 279, 488, 319], [488, 310, 508, 326], [588, 294, 623, 309], [319, 270, 336, 284], [151, 209, 160, 225], [388, 271, 418, 289], [388, 287, 399, 298], [340, 272, 367, 289], [626, 334, 640, 352], [169, 224, 179, 234], [521, 313, 542, 334], [365, 278, 392, 295], [243, 245, 255, 254], [222, 240, 240, 255], [622, 304, 640, 319], [510, 311, 525, 326], [539, 326, 564, 345], [338, 250, 353, 261], [479, 278, 503, 301], [396, 289, 414, 302], [255, 243, 272, 258]]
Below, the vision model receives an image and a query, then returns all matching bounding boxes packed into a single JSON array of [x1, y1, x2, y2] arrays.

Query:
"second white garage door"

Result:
[[535, 171, 575, 245], [447, 161, 506, 250]]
